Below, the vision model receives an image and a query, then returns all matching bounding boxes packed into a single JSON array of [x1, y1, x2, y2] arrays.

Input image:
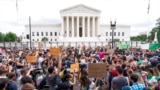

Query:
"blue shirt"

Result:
[[6, 81, 17, 90], [131, 83, 145, 90]]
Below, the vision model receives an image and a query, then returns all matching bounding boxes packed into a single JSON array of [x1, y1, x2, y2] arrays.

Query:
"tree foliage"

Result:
[[131, 17, 160, 42], [148, 17, 160, 42], [3, 32, 17, 42], [0, 32, 5, 42], [41, 37, 48, 42], [113, 39, 120, 42], [130, 34, 147, 41]]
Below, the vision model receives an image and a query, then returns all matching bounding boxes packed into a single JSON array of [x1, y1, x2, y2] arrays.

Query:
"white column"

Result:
[[97, 16, 100, 37], [72, 16, 74, 37], [82, 16, 85, 37], [92, 16, 95, 37], [77, 16, 79, 37], [87, 16, 90, 37], [61, 16, 64, 37], [66, 16, 69, 37]]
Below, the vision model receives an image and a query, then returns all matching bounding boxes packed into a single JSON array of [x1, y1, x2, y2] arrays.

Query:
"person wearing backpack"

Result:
[[62, 73, 77, 90], [46, 66, 62, 90]]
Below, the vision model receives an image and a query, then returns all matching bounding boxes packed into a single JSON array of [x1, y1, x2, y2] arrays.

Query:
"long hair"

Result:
[[80, 75, 91, 87]]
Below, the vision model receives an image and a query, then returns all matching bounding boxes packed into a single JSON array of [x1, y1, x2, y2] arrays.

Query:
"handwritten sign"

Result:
[[70, 63, 79, 73], [88, 63, 106, 78], [19, 51, 23, 56], [26, 56, 37, 63], [50, 48, 60, 56]]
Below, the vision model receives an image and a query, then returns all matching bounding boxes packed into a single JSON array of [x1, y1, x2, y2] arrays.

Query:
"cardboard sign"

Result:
[[105, 45, 110, 49], [70, 63, 79, 73], [35, 50, 39, 57], [141, 61, 148, 66], [50, 48, 60, 56], [107, 49, 114, 54], [88, 63, 106, 78], [38, 42, 43, 49], [19, 51, 23, 56], [26, 56, 37, 63]]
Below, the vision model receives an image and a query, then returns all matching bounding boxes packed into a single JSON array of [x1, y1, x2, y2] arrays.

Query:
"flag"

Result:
[[16, 0, 18, 11], [147, 0, 150, 14]]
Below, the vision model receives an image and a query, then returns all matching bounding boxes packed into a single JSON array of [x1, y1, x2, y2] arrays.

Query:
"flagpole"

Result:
[[147, 0, 150, 42], [16, 0, 19, 39]]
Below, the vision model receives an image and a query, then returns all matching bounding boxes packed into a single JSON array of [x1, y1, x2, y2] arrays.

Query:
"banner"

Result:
[[50, 48, 60, 56], [88, 63, 106, 78], [26, 56, 37, 63], [149, 43, 160, 51], [140, 43, 149, 49], [118, 42, 130, 49]]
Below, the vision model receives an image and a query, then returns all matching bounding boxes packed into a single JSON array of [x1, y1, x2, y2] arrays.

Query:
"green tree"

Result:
[[113, 38, 120, 42], [148, 17, 160, 42], [41, 37, 48, 42], [41, 37, 48, 47], [4, 32, 17, 42], [0, 32, 5, 42], [130, 34, 147, 41]]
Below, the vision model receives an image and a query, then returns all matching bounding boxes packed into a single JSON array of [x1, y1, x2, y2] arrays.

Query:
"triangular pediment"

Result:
[[60, 4, 101, 13]]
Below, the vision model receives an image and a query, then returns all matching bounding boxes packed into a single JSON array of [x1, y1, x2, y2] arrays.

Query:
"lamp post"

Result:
[[110, 19, 116, 49], [29, 16, 32, 50]]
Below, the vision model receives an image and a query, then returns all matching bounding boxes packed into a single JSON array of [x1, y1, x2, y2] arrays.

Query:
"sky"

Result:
[[0, 0, 160, 36]]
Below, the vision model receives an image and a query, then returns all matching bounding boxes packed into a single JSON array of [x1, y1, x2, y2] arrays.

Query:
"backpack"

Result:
[[38, 76, 47, 89], [122, 86, 132, 90]]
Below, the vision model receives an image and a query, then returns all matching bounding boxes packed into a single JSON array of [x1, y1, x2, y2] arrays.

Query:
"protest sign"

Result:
[[105, 45, 110, 49], [26, 56, 37, 63], [35, 50, 39, 57], [70, 63, 79, 73], [106, 49, 114, 54], [19, 51, 23, 56], [88, 63, 106, 78], [50, 47, 60, 56], [38, 42, 43, 49], [140, 43, 149, 50]]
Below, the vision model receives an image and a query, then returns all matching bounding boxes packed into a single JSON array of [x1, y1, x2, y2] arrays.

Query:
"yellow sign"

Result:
[[35, 50, 39, 57], [70, 63, 79, 73], [50, 48, 60, 56], [26, 56, 37, 63]]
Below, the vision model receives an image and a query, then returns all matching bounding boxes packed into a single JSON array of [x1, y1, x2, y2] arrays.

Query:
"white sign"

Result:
[[140, 43, 149, 49]]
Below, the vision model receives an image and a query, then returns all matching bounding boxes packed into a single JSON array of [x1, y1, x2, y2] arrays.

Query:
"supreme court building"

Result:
[[25, 4, 130, 45]]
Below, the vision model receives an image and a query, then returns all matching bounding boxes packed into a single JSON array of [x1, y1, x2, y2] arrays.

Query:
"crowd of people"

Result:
[[0, 45, 160, 90]]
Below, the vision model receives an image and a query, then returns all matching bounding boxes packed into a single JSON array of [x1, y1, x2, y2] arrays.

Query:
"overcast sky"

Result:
[[0, 0, 160, 36]]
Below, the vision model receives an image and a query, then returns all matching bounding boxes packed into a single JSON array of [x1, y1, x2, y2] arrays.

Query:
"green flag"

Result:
[[149, 43, 160, 51], [118, 42, 130, 49]]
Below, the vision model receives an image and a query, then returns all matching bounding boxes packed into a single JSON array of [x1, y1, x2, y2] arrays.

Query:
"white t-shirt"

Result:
[[38, 57, 44, 69]]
